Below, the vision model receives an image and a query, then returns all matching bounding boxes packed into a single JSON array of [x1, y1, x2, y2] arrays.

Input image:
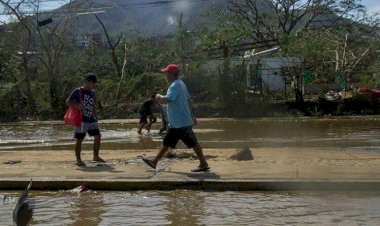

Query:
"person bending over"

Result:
[[138, 95, 158, 134]]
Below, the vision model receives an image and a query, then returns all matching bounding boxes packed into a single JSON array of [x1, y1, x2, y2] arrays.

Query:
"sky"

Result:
[[363, 0, 380, 14], [0, 0, 379, 24]]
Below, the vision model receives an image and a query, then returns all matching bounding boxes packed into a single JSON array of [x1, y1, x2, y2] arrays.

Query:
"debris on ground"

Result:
[[70, 185, 89, 193], [229, 147, 254, 161], [4, 160, 22, 165], [137, 154, 147, 158]]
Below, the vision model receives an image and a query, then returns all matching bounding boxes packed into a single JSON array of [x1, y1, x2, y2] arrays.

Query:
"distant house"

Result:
[[73, 33, 101, 48]]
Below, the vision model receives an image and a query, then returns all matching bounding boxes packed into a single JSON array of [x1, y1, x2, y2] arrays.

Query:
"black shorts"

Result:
[[140, 115, 148, 124], [140, 114, 157, 124], [163, 126, 199, 149]]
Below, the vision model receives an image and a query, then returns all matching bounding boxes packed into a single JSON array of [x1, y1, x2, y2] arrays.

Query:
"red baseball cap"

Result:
[[161, 64, 180, 74]]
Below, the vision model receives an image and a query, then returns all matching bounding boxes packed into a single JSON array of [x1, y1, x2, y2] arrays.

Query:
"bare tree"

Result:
[[115, 41, 128, 105], [332, 32, 369, 81], [227, 0, 365, 44], [94, 13, 122, 77], [227, 0, 367, 104], [0, 0, 87, 116], [0, 0, 38, 112], [35, 0, 84, 116], [92, 12, 129, 104]]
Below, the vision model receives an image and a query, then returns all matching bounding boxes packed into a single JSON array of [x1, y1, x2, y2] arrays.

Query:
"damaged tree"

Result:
[[227, 0, 365, 43], [227, 0, 365, 103], [93, 13, 126, 104], [0, 0, 86, 117], [0, 0, 37, 114]]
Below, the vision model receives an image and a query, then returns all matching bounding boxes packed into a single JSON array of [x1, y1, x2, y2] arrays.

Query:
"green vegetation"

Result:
[[0, 0, 379, 121]]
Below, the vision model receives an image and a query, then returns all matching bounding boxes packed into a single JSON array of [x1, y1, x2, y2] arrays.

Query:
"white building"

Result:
[[202, 56, 302, 93], [73, 34, 101, 48], [246, 57, 302, 92]]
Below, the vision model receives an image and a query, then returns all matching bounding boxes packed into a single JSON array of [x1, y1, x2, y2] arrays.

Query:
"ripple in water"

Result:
[[1, 119, 380, 151], [1, 191, 380, 225]]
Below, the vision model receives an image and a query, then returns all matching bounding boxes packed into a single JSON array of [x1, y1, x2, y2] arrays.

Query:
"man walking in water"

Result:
[[142, 64, 209, 172], [66, 75, 105, 166]]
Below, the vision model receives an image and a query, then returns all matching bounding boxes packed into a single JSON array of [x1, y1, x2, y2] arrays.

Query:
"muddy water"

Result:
[[0, 118, 380, 151], [1, 190, 380, 225], [1, 119, 380, 225]]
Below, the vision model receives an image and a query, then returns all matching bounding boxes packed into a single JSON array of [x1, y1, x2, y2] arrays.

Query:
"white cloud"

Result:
[[368, 4, 380, 15], [0, 15, 16, 24]]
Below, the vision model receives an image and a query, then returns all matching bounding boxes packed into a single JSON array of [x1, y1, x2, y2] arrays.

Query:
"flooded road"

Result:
[[1, 119, 380, 225], [0, 118, 380, 151], [1, 190, 380, 225]]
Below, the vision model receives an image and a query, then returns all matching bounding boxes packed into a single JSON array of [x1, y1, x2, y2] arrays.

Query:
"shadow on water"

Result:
[[76, 164, 124, 173]]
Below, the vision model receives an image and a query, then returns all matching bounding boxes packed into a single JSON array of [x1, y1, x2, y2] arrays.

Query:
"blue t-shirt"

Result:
[[165, 79, 193, 129]]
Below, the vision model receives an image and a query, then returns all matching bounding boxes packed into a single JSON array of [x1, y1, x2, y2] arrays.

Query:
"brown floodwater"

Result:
[[1, 118, 380, 225], [0, 118, 380, 152], [1, 190, 380, 225]]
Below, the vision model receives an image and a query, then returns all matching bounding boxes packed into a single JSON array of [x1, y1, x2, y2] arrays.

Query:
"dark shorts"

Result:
[[140, 114, 157, 124], [163, 126, 198, 149], [74, 122, 101, 140]]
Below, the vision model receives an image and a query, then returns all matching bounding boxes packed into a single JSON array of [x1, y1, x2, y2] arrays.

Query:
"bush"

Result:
[[128, 72, 168, 100], [359, 74, 380, 88]]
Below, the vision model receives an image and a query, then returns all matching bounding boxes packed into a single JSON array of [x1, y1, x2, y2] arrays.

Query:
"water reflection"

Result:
[[100, 192, 170, 225], [70, 193, 104, 226], [2, 191, 380, 225], [165, 191, 205, 225]]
